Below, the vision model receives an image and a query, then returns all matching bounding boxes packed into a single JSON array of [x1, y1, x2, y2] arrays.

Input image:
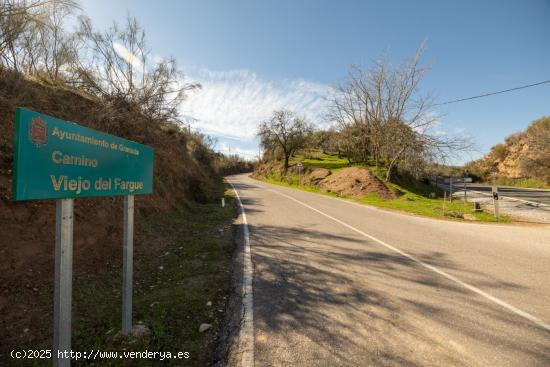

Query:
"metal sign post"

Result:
[[449, 177, 453, 202], [53, 198, 74, 367], [463, 178, 467, 203], [296, 162, 304, 185], [492, 186, 500, 219], [122, 195, 134, 332]]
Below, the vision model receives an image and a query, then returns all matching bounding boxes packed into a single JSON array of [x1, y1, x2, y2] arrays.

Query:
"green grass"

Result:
[[266, 176, 505, 222], [290, 153, 353, 169], [265, 153, 509, 223], [7, 183, 237, 367]]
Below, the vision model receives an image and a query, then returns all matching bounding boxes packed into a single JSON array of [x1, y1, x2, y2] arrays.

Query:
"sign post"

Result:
[[122, 195, 134, 332], [296, 162, 304, 185], [492, 186, 500, 219], [12, 108, 154, 366], [53, 198, 74, 367]]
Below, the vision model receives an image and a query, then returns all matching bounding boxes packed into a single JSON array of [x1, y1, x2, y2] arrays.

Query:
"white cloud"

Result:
[[105, 46, 332, 158], [180, 68, 333, 140], [113, 42, 144, 70], [217, 141, 259, 160]]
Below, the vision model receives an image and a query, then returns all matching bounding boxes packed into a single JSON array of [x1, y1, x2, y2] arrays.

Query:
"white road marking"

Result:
[[435, 183, 550, 208], [259, 178, 517, 229], [229, 182, 255, 367], [266, 187, 550, 333], [467, 189, 550, 208]]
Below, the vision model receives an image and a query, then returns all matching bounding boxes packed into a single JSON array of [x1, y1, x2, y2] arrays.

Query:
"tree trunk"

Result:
[[385, 147, 406, 181], [284, 154, 290, 172], [385, 165, 394, 182]]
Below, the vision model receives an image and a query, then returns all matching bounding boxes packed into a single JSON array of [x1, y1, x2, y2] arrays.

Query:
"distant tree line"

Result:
[[258, 45, 471, 181]]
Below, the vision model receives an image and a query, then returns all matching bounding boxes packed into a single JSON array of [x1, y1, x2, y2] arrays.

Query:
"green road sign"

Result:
[[12, 108, 154, 200]]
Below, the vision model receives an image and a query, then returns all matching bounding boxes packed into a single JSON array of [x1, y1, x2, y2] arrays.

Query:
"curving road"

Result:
[[229, 174, 550, 367]]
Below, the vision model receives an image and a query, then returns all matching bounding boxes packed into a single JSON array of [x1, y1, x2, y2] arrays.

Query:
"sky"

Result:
[[80, 0, 550, 163]]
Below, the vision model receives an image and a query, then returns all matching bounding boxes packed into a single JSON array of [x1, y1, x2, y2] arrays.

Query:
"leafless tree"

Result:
[[258, 109, 313, 172], [0, 0, 78, 76], [41, 0, 78, 78], [330, 45, 472, 180], [71, 15, 200, 121], [0, 0, 44, 70]]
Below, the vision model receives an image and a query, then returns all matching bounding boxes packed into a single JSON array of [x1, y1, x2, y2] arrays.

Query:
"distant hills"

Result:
[[466, 116, 550, 187]]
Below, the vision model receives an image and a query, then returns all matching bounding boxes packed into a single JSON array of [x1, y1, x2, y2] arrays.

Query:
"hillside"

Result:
[[466, 116, 550, 188], [0, 69, 243, 365]]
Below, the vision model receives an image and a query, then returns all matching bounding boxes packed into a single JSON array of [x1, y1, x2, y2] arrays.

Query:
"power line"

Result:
[[435, 79, 550, 106]]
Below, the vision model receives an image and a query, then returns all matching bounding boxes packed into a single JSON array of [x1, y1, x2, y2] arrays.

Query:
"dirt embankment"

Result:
[[317, 167, 396, 199], [0, 70, 224, 354], [254, 161, 397, 199]]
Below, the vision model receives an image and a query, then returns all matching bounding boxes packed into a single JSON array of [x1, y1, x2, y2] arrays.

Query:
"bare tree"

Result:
[[71, 15, 200, 121], [0, 0, 78, 76], [0, 0, 45, 70], [258, 109, 313, 172], [330, 45, 471, 181], [41, 0, 79, 78]]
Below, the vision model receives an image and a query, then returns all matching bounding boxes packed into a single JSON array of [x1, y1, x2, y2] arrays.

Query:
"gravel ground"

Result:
[[453, 189, 550, 224]]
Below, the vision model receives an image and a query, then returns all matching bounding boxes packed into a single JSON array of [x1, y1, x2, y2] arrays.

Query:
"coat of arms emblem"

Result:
[[29, 117, 48, 147]]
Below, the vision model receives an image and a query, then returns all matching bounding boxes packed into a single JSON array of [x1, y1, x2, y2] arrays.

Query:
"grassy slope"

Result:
[[264, 153, 508, 223], [6, 184, 237, 367]]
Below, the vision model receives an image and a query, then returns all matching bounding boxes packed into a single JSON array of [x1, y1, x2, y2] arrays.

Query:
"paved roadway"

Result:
[[443, 183, 550, 206], [228, 174, 550, 367]]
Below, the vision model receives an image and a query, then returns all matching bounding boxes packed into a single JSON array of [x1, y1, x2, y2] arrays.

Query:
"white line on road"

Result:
[[436, 183, 550, 208], [229, 182, 255, 367], [266, 187, 550, 333], [467, 189, 550, 208]]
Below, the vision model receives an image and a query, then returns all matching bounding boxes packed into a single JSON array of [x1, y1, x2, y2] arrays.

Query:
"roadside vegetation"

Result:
[[254, 152, 507, 222], [8, 185, 238, 367], [1, 1, 251, 365], [253, 47, 508, 222]]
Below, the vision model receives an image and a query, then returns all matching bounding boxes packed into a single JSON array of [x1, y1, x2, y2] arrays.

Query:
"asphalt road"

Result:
[[228, 174, 550, 367]]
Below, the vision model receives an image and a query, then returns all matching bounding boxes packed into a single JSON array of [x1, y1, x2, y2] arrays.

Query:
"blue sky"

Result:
[[80, 0, 550, 163]]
